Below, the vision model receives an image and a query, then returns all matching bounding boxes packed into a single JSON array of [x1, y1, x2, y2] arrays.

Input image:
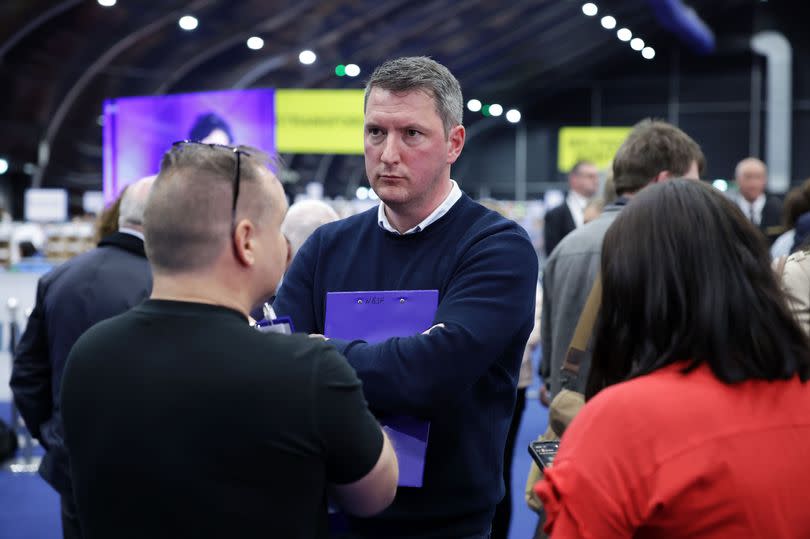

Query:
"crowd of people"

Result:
[[5, 54, 810, 539]]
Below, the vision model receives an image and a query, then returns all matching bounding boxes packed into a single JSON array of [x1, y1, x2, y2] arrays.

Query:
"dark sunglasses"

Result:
[[172, 140, 250, 228]]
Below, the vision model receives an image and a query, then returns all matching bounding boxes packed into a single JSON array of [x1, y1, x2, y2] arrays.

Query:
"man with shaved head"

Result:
[[11, 175, 155, 539], [61, 142, 397, 538], [734, 157, 783, 244]]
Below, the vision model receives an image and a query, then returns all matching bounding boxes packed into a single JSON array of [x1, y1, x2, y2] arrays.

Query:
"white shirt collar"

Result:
[[737, 194, 766, 225], [566, 190, 589, 229], [118, 227, 144, 241], [377, 180, 462, 235]]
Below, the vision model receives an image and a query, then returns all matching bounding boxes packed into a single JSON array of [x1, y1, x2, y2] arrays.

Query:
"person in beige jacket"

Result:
[[781, 249, 810, 335]]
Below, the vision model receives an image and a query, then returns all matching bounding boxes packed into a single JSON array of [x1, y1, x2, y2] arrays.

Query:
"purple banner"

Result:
[[102, 88, 275, 204]]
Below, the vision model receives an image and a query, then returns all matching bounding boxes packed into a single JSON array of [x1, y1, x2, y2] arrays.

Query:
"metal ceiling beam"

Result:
[[31, 0, 216, 187], [0, 0, 83, 62]]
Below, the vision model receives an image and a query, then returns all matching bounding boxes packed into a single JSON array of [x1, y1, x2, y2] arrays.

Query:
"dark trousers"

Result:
[[491, 387, 527, 539], [61, 494, 82, 539]]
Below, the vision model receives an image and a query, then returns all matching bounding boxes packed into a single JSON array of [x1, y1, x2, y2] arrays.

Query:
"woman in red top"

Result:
[[536, 179, 810, 539]]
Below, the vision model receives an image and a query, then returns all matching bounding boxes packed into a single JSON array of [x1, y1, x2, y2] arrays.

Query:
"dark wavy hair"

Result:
[[586, 179, 810, 400], [188, 112, 234, 144]]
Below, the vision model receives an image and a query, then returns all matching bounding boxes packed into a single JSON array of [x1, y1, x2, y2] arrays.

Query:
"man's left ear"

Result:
[[447, 125, 465, 165], [233, 219, 256, 267]]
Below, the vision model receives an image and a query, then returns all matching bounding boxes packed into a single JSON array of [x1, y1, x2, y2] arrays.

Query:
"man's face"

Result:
[[364, 87, 463, 211], [570, 163, 599, 198], [736, 160, 767, 202]]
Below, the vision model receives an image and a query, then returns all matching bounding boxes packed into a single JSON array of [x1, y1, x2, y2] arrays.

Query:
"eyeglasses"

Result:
[[172, 140, 248, 229]]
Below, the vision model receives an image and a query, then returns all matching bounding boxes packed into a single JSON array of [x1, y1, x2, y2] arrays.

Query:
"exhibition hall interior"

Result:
[[2, 0, 809, 538]]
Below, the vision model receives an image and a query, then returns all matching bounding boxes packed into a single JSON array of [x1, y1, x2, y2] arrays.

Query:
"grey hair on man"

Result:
[[118, 175, 156, 230], [364, 56, 463, 136], [144, 143, 276, 274], [281, 199, 340, 260]]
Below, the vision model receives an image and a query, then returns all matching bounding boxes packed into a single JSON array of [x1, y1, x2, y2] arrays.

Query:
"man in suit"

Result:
[[543, 160, 599, 257], [734, 157, 783, 244], [10, 175, 155, 539]]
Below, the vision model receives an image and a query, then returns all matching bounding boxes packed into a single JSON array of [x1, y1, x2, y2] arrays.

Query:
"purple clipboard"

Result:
[[325, 290, 437, 487]]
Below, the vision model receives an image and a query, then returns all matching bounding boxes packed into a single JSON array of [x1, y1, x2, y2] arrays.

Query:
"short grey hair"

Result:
[[118, 175, 156, 229], [364, 56, 463, 136], [144, 143, 276, 274], [281, 200, 340, 259]]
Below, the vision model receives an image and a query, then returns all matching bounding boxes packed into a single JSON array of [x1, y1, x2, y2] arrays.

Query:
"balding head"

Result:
[[281, 200, 340, 260], [735, 157, 768, 203], [118, 175, 156, 230]]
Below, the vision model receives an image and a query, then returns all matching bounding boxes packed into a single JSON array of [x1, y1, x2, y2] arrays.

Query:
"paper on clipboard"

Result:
[[325, 289, 438, 487]]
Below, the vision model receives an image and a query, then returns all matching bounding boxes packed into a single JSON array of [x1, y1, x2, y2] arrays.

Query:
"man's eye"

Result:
[[407, 129, 420, 137], [368, 128, 382, 136]]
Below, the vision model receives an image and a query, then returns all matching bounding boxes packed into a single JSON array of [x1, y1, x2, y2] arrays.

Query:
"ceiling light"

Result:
[[335, 64, 346, 76], [505, 109, 521, 123], [356, 186, 369, 200], [582, 3, 598, 16], [299, 50, 317, 65], [0, 158, 8, 175], [97, 0, 116, 6], [247, 37, 264, 50], [630, 37, 645, 51], [178, 15, 198, 31], [712, 179, 729, 192], [489, 104, 503, 117], [345, 64, 361, 77], [642, 46, 656, 59], [617, 28, 632, 41], [467, 99, 482, 112], [600, 15, 616, 30]]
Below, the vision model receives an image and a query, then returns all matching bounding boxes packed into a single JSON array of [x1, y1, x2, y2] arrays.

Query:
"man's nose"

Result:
[[380, 135, 400, 165]]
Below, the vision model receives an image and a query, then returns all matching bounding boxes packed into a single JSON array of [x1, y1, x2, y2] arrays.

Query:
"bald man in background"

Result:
[[734, 157, 783, 244], [10, 176, 155, 539]]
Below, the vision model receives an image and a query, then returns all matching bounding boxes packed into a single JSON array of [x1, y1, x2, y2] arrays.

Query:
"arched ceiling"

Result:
[[0, 0, 751, 199]]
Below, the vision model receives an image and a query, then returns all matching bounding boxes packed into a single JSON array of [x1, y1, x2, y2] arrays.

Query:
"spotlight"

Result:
[[630, 38, 645, 51], [0, 158, 8, 175], [642, 46, 656, 59], [600, 15, 616, 29], [299, 50, 317, 65], [489, 104, 503, 117], [97, 0, 116, 6], [356, 186, 369, 200], [467, 99, 482, 112], [582, 3, 598, 16], [178, 15, 198, 31], [712, 179, 729, 192], [506, 109, 521, 123], [247, 37, 264, 50], [345, 64, 361, 77], [617, 28, 632, 41]]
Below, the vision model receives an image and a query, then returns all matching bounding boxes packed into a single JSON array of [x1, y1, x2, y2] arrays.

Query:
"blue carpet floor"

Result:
[[0, 388, 548, 539]]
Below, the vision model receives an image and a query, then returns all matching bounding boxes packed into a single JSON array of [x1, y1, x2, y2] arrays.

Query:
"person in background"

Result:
[[536, 179, 810, 538], [543, 160, 599, 257], [93, 186, 128, 243], [188, 112, 234, 145], [733, 157, 783, 245], [282, 199, 340, 263], [275, 56, 538, 539], [61, 142, 397, 539], [10, 175, 155, 539]]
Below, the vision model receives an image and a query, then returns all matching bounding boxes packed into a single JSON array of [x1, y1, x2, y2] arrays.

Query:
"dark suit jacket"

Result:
[[760, 194, 784, 245], [544, 201, 577, 257], [10, 232, 151, 495]]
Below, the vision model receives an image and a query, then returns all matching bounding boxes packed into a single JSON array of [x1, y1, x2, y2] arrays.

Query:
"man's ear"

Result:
[[447, 124, 465, 165], [232, 219, 256, 267], [653, 170, 672, 183]]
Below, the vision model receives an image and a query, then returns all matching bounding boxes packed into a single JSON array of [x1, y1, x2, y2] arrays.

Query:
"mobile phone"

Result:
[[528, 440, 560, 470]]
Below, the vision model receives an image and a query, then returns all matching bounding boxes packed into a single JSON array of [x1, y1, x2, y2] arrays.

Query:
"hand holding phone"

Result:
[[528, 440, 559, 470]]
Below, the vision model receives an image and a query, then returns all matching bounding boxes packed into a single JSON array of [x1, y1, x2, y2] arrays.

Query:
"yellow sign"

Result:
[[557, 127, 632, 173], [275, 89, 365, 154]]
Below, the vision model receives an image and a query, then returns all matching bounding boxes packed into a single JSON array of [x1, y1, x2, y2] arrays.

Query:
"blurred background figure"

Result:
[[188, 112, 234, 145], [543, 161, 599, 257], [537, 179, 810, 538], [733, 157, 783, 245], [771, 178, 810, 258], [281, 199, 340, 264], [93, 185, 128, 243]]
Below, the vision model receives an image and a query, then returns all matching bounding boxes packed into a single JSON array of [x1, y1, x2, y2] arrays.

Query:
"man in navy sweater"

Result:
[[274, 56, 538, 538]]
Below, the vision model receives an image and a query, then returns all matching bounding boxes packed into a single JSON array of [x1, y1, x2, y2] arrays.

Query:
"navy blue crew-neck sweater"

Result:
[[274, 193, 538, 538]]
